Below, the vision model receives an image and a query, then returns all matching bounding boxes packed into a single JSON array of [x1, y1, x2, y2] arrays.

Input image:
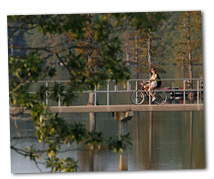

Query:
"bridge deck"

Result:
[[10, 104, 204, 114]]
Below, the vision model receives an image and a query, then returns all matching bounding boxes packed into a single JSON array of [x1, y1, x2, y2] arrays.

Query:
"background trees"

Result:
[[155, 11, 203, 79], [111, 12, 166, 78], [174, 11, 202, 82]]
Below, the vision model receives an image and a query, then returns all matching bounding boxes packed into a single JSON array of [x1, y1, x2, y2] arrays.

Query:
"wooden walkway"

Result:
[[10, 104, 204, 114]]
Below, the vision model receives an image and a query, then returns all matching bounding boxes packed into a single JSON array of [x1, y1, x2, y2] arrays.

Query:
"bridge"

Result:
[[10, 104, 203, 114], [28, 78, 203, 105], [10, 78, 204, 114]]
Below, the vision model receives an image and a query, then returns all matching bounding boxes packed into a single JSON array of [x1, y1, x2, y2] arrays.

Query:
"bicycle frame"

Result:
[[134, 81, 167, 105]]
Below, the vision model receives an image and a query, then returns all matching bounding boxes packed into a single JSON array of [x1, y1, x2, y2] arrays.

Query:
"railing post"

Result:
[[197, 79, 199, 104], [199, 79, 203, 103], [127, 81, 130, 92], [107, 81, 110, 106], [94, 85, 97, 106], [114, 84, 117, 92], [135, 80, 138, 104], [183, 80, 186, 104], [149, 80, 151, 105], [46, 82, 48, 106]]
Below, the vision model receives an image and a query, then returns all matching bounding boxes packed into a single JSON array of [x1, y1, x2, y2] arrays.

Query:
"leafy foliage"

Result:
[[46, 157, 78, 172], [8, 13, 134, 172], [107, 133, 132, 154], [85, 131, 103, 150]]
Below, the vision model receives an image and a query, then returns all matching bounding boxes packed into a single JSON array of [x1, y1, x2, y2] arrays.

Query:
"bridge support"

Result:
[[115, 111, 134, 171], [89, 112, 96, 132]]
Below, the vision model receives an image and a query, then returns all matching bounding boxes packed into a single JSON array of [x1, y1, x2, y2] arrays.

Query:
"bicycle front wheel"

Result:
[[130, 91, 145, 105], [154, 91, 167, 105]]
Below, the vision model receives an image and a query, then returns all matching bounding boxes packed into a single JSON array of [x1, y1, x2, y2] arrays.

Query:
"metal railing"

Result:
[[31, 78, 203, 106]]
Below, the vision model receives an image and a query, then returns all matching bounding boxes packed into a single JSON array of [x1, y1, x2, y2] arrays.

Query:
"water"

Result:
[[10, 110, 205, 173]]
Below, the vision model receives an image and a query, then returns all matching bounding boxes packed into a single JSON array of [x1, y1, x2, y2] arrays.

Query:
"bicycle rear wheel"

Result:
[[130, 91, 145, 105], [154, 91, 167, 105]]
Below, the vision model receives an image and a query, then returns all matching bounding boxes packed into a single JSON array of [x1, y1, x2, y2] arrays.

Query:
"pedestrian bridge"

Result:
[[10, 104, 203, 114], [10, 78, 204, 114], [28, 78, 203, 106]]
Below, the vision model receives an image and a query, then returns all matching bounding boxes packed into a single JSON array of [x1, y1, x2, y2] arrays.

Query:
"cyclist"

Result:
[[143, 67, 159, 102]]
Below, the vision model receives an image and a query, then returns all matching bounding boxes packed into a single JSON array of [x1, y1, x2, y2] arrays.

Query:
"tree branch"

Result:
[[55, 52, 73, 76]]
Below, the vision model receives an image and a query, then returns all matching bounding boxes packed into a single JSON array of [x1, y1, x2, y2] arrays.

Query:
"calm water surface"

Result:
[[10, 110, 205, 173]]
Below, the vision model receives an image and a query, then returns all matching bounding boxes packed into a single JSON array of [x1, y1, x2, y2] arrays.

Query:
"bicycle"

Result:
[[130, 81, 167, 105]]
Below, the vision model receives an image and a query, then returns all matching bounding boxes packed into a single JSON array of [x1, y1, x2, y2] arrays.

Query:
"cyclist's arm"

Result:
[[151, 74, 157, 81], [148, 76, 153, 83]]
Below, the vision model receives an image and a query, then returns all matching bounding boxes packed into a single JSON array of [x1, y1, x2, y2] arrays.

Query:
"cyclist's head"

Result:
[[150, 67, 157, 74]]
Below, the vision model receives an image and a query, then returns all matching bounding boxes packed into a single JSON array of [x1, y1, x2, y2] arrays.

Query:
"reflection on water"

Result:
[[10, 110, 205, 173]]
